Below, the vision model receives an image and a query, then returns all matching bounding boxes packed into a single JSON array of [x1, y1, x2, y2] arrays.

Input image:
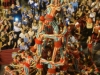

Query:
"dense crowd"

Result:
[[0, 0, 100, 75]]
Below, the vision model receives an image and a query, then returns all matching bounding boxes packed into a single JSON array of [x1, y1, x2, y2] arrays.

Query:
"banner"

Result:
[[0, 48, 19, 65]]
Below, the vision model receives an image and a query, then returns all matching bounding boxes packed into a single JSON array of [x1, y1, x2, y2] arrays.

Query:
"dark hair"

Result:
[[15, 55, 22, 61]]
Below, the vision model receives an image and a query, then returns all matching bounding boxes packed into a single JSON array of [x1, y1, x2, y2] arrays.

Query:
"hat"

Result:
[[45, 14, 54, 22], [40, 16, 45, 22]]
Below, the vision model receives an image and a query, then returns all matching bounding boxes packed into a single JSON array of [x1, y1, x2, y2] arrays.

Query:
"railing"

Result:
[[0, 48, 19, 65]]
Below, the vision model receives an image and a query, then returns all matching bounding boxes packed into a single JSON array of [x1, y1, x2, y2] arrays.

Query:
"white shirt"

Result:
[[34, 3, 38, 7], [70, 36, 78, 43], [14, 25, 21, 32], [32, 25, 38, 30], [28, 0, 34, 4], [67, 7, 74, 14], [75, 22, 79, 27], [28, 31, 34, 37], [35, 16, 39, 20], [89, 12, 96, 22], [19, 33, 26, 38], [89, 12, 96, 18]]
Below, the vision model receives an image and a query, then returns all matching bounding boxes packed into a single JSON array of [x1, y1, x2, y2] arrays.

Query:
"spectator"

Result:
[[28, 28, 35, 38], [10, 4, 18, 18], [19, 30, 26, 39], [70, 0, 78, 11], [6, 10, 14, 30], [89, 8, 96, 22], [76, 8, 83, 18], [17, 37, 22, 47], [28, 0, 34, 8], [19, 41, 28, 50], [67, 4, 75, 15], [16, 1, 22, 20], [34, 14, 40, 21], [0, 32, 8, 50], [32, 20, 38, 33], [7, 34, 14, 49], [13, 21, 21, 39], [24, 33, 30, 44]]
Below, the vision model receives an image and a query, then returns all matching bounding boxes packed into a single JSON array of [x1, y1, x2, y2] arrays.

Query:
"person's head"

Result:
[[29, 28, 32, 31], [18, 37, 22, 41], [8, 34, 13, 39], [1, 32, 5, 36], [21, 41, 25, 46], [39, 20, 43, 25], [91, 8, 94, 12], [21, 30, 25, 33], [16, 1, 20, 6], [64, 0, 67, 3], [4, 66, 11, 72], [88, 36, 91, 40], [69, 4, 72, 8], [33, 22, 37, 26], [88, 0, 92, 2], [35, 14, 39, 17], [63, 50, 67, 56], [16, 55, 22, 61], [8, 10, 11, 14], [73, 0, 76, 2], [11, 4, 15, 9], [47, 50, 52, 56], [59, 18, 62, 21], [14, 34, 17, 38], [22, 58, 26, 63], [3, 19, 8, 24], [25, 17, 28, 21], [95, 18, 100, 24], [78, 8, 81, 11], [60, 71, 64, 75], [25, 33, 29, 37], [22, 25, 25, 30], [96, 0, 99, 2], [25, 50, 31, 57]]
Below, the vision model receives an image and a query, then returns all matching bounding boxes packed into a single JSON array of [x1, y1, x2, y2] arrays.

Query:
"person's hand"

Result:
[[15, 11, 17, 14], [13, 48, 15, 50], [8, 41, 10, 45], [49, 61, 54, 64]]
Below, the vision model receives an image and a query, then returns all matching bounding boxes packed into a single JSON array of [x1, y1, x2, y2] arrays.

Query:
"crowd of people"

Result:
[[0, 0, 100, 75]]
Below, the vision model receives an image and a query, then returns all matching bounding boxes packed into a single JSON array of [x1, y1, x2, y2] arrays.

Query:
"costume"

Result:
[[31, 16, 45, 56], [43, 12, 63, 61], [57, 57, 68, 74], [44, 34, 63, 61], [72, 49, 80, 71], [23, 62, 30, 75], [40, 58, 63, 75], [36, 63, 43, 70], [26, 56, 33, 64], [87, 38, 93, 56]]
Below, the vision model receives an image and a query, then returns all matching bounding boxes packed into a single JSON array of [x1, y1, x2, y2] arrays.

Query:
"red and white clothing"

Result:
[[87, 40, 92, 50]]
